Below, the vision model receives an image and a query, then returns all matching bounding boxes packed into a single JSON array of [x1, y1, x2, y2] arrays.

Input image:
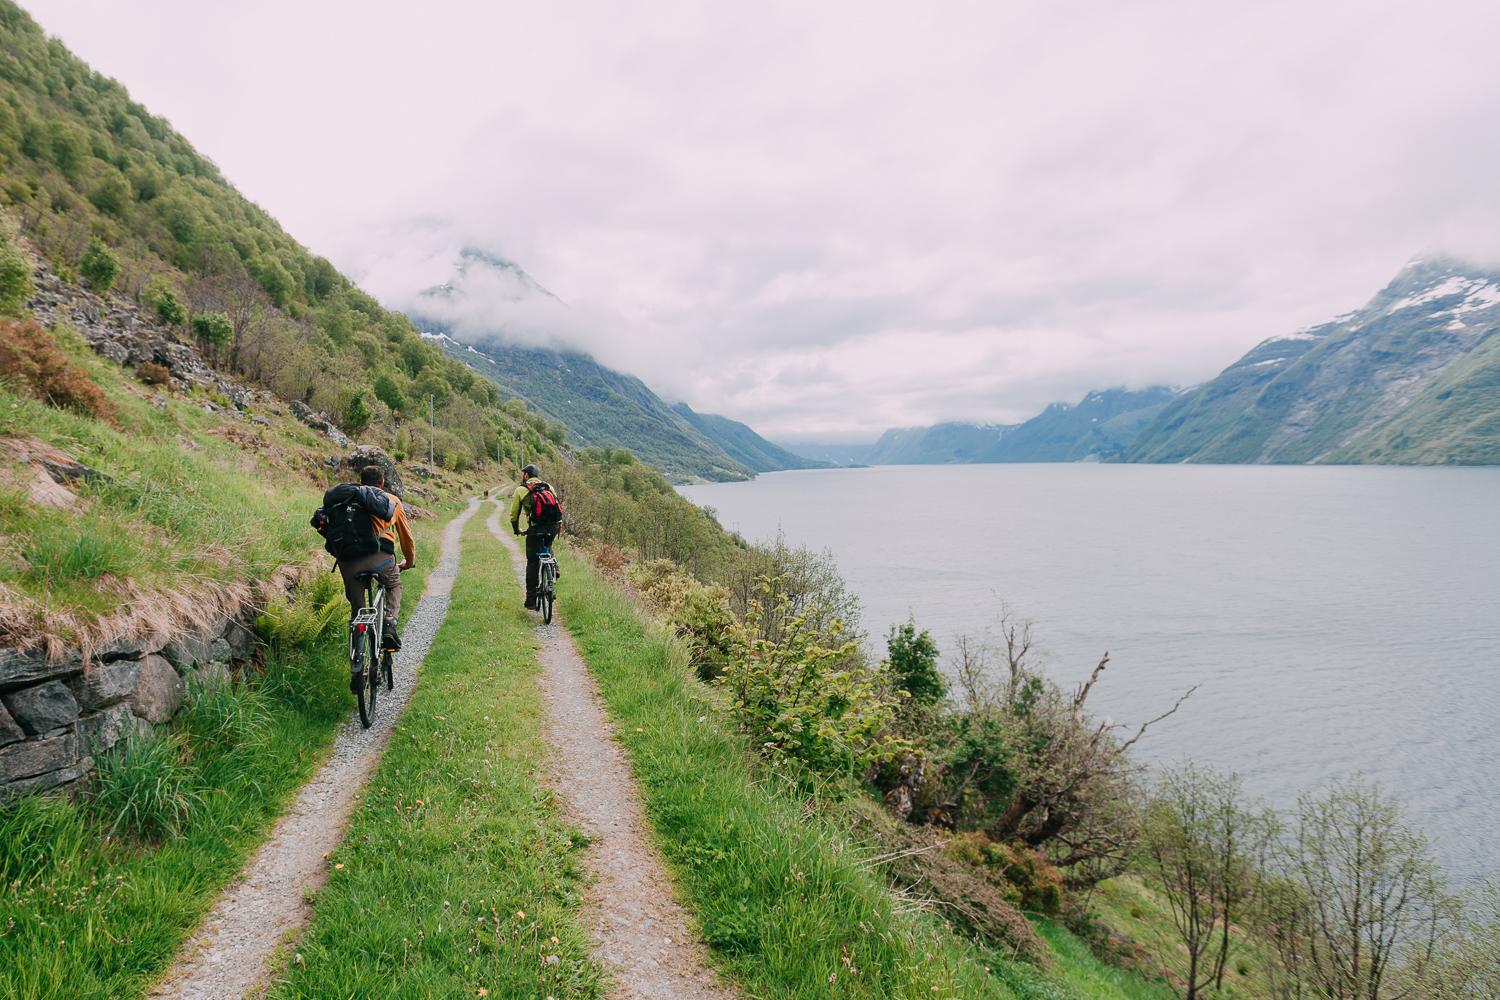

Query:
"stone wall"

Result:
[[0, 613, 260, 801]]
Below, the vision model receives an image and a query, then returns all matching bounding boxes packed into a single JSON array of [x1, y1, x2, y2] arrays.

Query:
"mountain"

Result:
[[855, 387, 1177, 465], [670, 403, 829, 473], [426, 331, 750, 482], [1127, 258, 1500, 464]]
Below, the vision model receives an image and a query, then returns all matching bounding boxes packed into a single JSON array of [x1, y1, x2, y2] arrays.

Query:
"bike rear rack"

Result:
[[352, 607, 380, 627]]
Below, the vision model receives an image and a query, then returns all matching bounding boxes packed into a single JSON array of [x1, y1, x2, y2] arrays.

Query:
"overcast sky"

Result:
[[26, 0, 1500, 440]]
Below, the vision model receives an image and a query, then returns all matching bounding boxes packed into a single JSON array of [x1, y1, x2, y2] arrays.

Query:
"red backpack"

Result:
[[526, 480, 563, 527]]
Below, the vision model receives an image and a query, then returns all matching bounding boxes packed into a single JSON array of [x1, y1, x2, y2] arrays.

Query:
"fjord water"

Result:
[[681, 464, 1500, 885]]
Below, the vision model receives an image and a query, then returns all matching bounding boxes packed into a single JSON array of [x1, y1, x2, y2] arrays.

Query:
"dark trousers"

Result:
[[525, 530, 555, 599]]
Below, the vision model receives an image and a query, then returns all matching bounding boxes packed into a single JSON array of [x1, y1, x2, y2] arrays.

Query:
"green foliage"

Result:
[[190, 309, 232, 347], [178, 676, 271, 764], [372, 372, 405, 413], [343, 390, 372, 434], [628, 558, 734, 680], [725, 576, 907, 778], [78, 237, 119, 290], [21, 518, 133, 584], [885, 619, 945, 706], [254, 571, 344, 651], [88, 730, 206, 841], [143, 278, 185, 324], [0, 218, 34, 315]]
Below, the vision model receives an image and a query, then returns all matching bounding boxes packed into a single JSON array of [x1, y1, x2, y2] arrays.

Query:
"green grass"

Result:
[[1088, 876, 1275, 999], [556, 546, 1046, 999], [0, 505, 453, 1000], [266, 512, 603, 1000]]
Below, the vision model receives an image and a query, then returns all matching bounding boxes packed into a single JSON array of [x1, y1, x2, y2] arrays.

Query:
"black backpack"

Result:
[[525, 480, 563, 528], [311, 483, 381, 559]]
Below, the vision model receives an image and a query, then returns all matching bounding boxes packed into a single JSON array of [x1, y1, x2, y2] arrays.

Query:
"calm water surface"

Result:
[[681, 464, 1500, 885]]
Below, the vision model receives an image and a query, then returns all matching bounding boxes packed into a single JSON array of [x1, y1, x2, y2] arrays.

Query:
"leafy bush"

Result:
[[143, 278, 185, 325], [942, 830, 1064, 913], [0, 318, 114, 419], [0, 218, 33, 315], [724, 577, 908, 778], [885, 619, 945, 707], [78, 238, 119, 291], [191, 310, 232, 348], [629, 558, 733, 679], [89, 730, 206, 841], [344, 390, 371, 434], [255, 571, 344, 651]]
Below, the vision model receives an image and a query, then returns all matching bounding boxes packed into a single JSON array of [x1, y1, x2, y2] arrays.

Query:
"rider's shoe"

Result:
[[524, 595, 538, 610], [382, 620, 401, 652]]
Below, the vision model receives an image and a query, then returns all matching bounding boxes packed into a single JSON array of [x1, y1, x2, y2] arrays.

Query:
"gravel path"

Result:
[[149, 497, 481, 1000], [486, 505, 741, 1000]]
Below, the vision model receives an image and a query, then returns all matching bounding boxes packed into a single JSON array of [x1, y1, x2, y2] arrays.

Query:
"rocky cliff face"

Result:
[[1128, 258, 1500, 464]]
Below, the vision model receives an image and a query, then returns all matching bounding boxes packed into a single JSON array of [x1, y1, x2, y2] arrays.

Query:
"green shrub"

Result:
[[191, 310, 232, 348], [255, 571, 344, 651], [989, 841, 1065, 914], [79, 238, 119, 291], [0, 218, 33, 315], [885, 619, 945, 707], [143, 278, 185, 325], [343, 390, 371, 434], [89, 730, 205, 841], [628, 558, 733, 679], [724, 577, 908, 778]]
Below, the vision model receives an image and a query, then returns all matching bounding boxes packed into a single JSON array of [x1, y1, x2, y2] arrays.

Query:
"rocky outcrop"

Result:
[[289, 400, 351, 447], [328, 444, 404, 496], [0, 610, 267, 801]]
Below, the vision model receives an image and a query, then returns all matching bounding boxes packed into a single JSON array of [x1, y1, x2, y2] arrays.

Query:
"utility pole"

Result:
[[427, 395, 434, 469]]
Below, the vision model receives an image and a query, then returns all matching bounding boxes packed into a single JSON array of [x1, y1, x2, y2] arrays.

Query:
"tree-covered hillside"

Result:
[[670, 402, 827, 473], [0, 0, 552, 472], [1128, 258, 1500, 464]]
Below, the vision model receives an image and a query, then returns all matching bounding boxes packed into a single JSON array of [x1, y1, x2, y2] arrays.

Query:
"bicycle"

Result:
[[535, 546, 558, 625], [349, 570, 395, 728]]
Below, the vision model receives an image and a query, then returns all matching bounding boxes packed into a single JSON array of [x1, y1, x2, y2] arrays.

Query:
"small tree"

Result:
[[1144, 764, 1275, 1000], [1410, 883, 1500, 998], [885, 619, 945, 707], [344, 391, 372, 435], [0, 220, 33, 316], [372, 373, 406, 413], [1267, 781, 1455, 1000], [79, 239, 120, 292], [143, 279, 186, 325], [191, 311, 233, 351]]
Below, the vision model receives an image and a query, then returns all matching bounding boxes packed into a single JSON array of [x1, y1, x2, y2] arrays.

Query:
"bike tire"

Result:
[[541, 588, 553, 624], [356, 629, 378, 728], [382, 649, 393, 691]]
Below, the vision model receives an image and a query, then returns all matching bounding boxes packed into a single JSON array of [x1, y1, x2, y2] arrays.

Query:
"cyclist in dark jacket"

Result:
[[508, 464, 557, 609]]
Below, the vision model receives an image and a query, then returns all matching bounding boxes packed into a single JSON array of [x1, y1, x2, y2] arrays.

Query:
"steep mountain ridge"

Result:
[[669, 402, 828, 473], [1128, 258, 1500, 464]]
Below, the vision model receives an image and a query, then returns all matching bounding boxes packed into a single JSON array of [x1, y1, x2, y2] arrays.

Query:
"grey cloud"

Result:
[[25, 0, 1500, 438]]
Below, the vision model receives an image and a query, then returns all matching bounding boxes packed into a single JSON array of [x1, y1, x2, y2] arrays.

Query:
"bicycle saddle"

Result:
[[355, 570, 383, 580]]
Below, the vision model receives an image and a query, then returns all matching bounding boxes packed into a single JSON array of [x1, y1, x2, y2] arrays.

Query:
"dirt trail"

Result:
[[486, 506, 740, 1000], [149, 497, 481, 1000]]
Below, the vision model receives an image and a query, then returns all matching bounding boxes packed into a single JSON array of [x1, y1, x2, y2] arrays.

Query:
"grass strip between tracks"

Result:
[[266, 513, 602, 999]]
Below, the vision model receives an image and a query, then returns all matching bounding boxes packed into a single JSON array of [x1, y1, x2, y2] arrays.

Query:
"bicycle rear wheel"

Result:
[[541, 587, 553, 624], [356, 627, 378, 727], [382, 649, 393, 691]]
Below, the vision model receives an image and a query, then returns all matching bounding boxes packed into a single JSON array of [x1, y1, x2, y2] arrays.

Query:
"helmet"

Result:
[[521, 464, 541, 479]]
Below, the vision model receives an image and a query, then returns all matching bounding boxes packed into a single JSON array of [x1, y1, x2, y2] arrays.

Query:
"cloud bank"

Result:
[[27, 0, 1500, 439]]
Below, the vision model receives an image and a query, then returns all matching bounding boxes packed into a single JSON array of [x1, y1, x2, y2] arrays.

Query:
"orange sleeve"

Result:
[[395, 503, 416, 563]]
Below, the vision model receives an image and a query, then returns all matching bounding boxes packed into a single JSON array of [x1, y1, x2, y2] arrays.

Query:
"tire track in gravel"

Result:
[[485, 503, 741, 1000], [149, 496, 482, 1000]]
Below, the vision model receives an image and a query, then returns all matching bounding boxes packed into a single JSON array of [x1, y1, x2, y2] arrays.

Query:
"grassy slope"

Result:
[[0, 509, 452, 999], [268, 512, 602, 999], [554, 548, 1177, 1000]]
